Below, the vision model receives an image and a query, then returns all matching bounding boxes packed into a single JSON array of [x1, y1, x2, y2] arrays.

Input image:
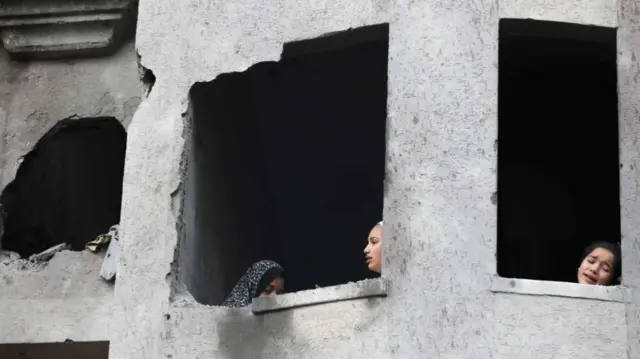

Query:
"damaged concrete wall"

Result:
[[0, 40, 142, 190], [0, 117, 127, 257], [0, 250, 115, 343], [112, 1, 636, 359], [0, 22, 140, 350]]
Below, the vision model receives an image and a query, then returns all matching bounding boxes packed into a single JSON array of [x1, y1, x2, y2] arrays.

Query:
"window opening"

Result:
[[497, 19, 619, 283], [0, 117, 126, 258], [182, 24, 388, 305], [0, 341, 109, 359]]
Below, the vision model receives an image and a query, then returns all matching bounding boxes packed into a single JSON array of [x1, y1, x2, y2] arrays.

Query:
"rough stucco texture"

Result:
[[499, 0, 617, 27], [618, 0, 640, 357], [0, 39, 140, 348], [112, 0, 631, 358], [0, 40, 142, 189], [1, 250, 112, 300], [0, 250, 115, 344]]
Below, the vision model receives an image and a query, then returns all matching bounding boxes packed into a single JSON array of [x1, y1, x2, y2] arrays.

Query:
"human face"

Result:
[[258, 277, 285, 297], [577, 247, 615, 286], [364, 225, 382, 273]]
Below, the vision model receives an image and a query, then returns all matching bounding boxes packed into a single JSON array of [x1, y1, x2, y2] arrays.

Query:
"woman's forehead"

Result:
[[590, 247, 614, 261]]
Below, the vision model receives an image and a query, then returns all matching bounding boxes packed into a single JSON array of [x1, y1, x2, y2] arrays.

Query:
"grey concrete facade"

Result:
[[0, 40, 142, 188], [2, 1, 640, 359], [0, 0, 136, 60], [0, 11, 141, 356]]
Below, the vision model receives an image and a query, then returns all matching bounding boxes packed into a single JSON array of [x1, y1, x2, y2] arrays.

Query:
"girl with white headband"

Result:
[[363, 221, 383, 273]]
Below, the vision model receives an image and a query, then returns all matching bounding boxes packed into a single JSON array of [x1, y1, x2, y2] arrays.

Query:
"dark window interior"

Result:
[[0, 117, 126, 257], [497, 19, 619, 283], [0, 341, 109, 359], [183, 24, 388, 305]]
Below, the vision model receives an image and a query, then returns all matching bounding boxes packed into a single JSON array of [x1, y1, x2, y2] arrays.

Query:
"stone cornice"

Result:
[[0, 0, 135, 60]]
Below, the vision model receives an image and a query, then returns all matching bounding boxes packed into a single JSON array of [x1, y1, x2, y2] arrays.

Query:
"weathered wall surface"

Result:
[[0, 40, 142, 189], [1, 250, 111, 300], [618, 0, 640, 356], [0, 250, 115, 344], [113, 0, 632, 358], [0, 37, 140, 348], [498, 0, 617, 26]]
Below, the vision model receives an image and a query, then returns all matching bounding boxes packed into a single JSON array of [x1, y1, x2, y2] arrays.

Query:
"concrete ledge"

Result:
[[252, 277, 388, 314], [490, 276, 629, 303], [498, 0, 617, 28], [0, 0, 134, 60], [0, 1, 130, 17]]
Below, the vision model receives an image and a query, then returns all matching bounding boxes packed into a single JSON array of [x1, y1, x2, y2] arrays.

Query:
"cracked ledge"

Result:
[[491, 276, 629, 303], [252, 277, 388, 314]]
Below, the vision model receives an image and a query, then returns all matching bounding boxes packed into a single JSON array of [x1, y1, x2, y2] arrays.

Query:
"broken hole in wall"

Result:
[[137, 52, 156, 97], [141, 67, 156, 97], [0, 341, 109, 359], [181, 23, 388, 305], [0, 117, 126, 259], [497, 19, 620, 283]]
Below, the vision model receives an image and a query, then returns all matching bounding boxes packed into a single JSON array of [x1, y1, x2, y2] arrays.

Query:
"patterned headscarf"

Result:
[[222, 260, 285, 308]]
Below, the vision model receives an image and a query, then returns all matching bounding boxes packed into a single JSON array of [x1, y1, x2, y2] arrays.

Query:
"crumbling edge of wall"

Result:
[[252, 277, 388, 314], [490, 275, 629, 303]]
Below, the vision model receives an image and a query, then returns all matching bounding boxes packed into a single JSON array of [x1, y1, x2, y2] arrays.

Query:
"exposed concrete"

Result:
[[0, 0, 135, 60], [252, 278, 388, 314], [0, 250, 18, 264], [0, 40, 142, 189], [0, 296, 116, 344], [618, 0, 640, 357], [0, 250, 112, 300], [0, 24, 139, 351], [29, 243, 70, 262], [169, 294, 388, 358], [111, 0, 633, 359], [499, 0, 617, 27], [0, 249, 115, 344], [491, 277, 629, 303]]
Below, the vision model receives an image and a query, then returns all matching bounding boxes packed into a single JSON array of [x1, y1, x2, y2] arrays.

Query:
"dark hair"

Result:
[[254, 266, 286, 298], [580, 241, 621, 286]]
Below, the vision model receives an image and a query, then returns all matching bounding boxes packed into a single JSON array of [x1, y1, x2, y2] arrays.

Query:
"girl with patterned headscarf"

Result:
[[222, 260, 286, 308]]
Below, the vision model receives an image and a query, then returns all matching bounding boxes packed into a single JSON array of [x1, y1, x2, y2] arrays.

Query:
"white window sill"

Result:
[[252, 277, 388, 314], [490, 276, 629, 303]]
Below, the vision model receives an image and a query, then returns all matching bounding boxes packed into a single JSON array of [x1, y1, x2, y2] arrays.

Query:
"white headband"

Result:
[[377, 221, 383, 226]]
